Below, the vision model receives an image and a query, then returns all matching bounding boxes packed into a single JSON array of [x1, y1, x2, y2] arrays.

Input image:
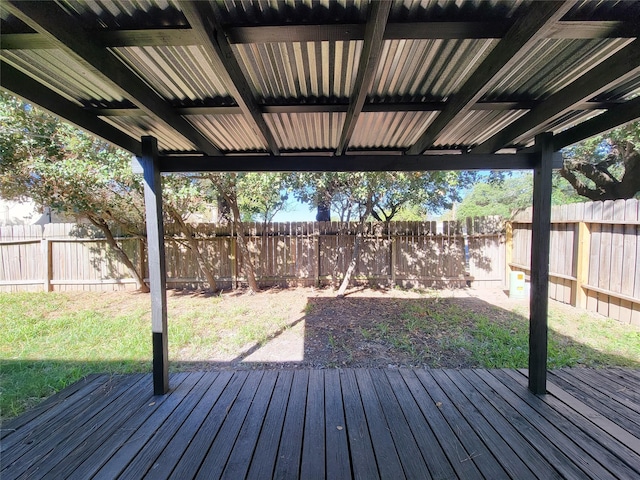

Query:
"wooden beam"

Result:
[[140, 137, 169, 395], [225, 20, 637, 44], [92, 99, 621, 117], [552, 96, 640, 150], [406, 1, 572, 155], [471, 39, 640, 154], [336, 0, 392, 155], [3, 20, 637, 50], [94, 28, 197, 47], [0, 62, 142, 156], [180, 2, 280, 155], [146, 152, 559, 173], [529, 133, 554, 395], [4, 1, 222, 156]]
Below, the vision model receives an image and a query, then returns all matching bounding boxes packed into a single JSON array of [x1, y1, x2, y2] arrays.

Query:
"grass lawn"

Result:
[[1, 288, 639, 423]]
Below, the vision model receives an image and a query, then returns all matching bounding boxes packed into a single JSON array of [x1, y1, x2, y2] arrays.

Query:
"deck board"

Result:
[[2, 368, 640, 480]]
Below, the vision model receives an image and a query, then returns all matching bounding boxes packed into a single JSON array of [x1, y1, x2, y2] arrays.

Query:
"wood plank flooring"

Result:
[[2, 368, 639, 479]]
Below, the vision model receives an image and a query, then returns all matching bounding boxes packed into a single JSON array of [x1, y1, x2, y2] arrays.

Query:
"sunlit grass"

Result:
[[0, 290, 303, 422]]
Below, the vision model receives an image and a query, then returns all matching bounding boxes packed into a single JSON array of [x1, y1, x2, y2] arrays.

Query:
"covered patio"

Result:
[[2, 0, 640, 477]]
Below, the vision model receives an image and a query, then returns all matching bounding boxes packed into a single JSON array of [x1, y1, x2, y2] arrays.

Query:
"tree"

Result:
[[208, 173, 260, 293], [456, 172, 586, 219], [237, 173, 291, 224], [560, 121, 640, 200], [0, 93, 150, 292], [371, 171, 475, 225], [291, 171, 474, 295], [162, 175, 218, 292], [1, 92, 220, 293]]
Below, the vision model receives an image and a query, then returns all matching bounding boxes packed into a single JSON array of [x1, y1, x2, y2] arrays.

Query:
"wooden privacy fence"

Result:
[[0, 219, 505, 293], [509, 198, 640, 325]]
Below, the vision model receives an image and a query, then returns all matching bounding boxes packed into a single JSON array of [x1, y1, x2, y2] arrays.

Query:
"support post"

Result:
[[529, 133, 553, 394], [140, 136, 169, 395]]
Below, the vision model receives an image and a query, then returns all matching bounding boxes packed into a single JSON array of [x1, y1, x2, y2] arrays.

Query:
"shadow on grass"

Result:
[[2, 294, 638, 423]]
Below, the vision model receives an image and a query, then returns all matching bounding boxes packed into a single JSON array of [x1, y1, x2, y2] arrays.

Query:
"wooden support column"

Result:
[[529, 133, 553, 395], [140, 136, 169, 395]]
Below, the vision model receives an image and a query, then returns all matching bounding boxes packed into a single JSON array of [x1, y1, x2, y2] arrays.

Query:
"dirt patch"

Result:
[[186, 286, 531, 370]]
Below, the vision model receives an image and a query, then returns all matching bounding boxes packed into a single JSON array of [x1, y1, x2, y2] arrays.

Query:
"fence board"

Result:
[[510, 200, 640, 324]]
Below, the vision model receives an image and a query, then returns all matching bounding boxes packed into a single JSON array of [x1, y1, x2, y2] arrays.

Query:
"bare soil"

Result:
[[180, 285, 532, 370]]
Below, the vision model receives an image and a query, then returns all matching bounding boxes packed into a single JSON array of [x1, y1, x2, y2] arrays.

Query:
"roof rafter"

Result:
[[0, 62, 142, 155], [471, 39, 640, 154], [2, 1, 222, 156], [406, 1, 574, 155], [551, 96, 640, 150], [336, 0, 392, 155], [179, 1, 280, 155]]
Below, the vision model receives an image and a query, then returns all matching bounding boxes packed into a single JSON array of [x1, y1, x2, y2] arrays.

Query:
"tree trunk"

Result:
[[228, 199, 260, 293], [337, 196, 374, 297], [88, 216, 150, 293], [316, 200, 331, 221], [166, 206, 217, 292]]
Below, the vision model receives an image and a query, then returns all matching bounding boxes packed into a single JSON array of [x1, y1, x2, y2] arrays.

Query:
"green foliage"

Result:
[[0, 92, 145, 235], [237, 173, 291, 222], [290, 171, 475, 222], [455, 172, 585, 219]]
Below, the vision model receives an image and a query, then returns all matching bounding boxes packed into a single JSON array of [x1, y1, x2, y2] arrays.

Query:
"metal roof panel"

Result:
[[265, 112, 345, 150]]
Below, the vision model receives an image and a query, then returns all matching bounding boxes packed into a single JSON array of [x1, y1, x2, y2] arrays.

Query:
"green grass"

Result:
[[0, 290, 302, 422], [0, 292, 152, 420], [394, 299, 640, 369]]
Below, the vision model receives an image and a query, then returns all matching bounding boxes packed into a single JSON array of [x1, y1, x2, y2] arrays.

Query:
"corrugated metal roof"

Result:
[[371, 38, 497, 99], [111, 46, 231, 101], [215, 0, 371, 25], [234, 41, 362, 100], [2, 0, 638, 158], [1, 49, 124, 103], [59, 0, 186, 29], [350, 111, 438, 148], [511, 109, 608, 145], [265, 112, 345, 150], [484, 38, 632, 100], [435, 109, 528, 148], [187, 114, 267, 152], [100, 115, 196, 152]]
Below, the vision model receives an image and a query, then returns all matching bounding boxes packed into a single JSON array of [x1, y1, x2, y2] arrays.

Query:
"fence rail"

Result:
[[0, 219, 504, 293]]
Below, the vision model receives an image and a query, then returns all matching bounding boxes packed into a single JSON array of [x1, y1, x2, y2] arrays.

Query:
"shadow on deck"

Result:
[[1, 368, 639, 479]]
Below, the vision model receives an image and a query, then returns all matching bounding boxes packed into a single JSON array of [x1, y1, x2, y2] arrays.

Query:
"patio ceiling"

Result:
[[1, 0, 640, 170]]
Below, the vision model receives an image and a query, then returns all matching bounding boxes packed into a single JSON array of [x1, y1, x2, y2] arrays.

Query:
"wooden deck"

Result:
[[2, 368, 639, 479]]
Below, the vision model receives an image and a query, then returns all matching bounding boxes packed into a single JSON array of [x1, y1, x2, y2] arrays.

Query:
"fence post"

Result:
[[314, 229, 320, 287], [574, 221, 590, 309], [505, 221, 513, 288], [42, 238, 52, 292], [230, 236, 238, 289], [390, 236, 397, 287]]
